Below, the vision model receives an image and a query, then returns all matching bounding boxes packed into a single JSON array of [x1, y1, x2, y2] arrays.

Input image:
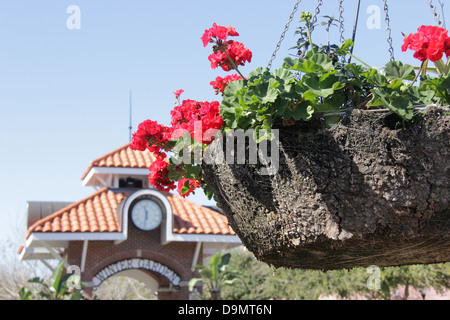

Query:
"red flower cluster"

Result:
[[130, 89, 223, 196], [208, 41, 252, 71], [173, 89, 184, 99], [210, 74, 243, 95], [148, 154, 175, 192], [171, 99, 223, 143], [130, 24, 250, 198], [129, 120, 173, 154], [202, 23, 252, 72], [177, 178, 201, 198], [402, 25, 450, 62], [201, 23, 239, 47]]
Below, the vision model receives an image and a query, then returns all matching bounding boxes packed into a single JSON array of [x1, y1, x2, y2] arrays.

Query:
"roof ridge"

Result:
[[92, 143, 131, 165], [165, 192, 224, 215], [24, 187, 112, 239], [80, 143, 131, 180]]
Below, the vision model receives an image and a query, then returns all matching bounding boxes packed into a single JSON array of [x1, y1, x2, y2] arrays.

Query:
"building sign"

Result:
[[92, 258, 181, 288]]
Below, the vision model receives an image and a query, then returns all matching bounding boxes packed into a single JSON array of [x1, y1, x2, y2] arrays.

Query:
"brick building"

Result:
[[18, 143, 240, 299]]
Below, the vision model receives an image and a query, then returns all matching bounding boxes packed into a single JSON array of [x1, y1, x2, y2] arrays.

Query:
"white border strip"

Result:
[[82, 167, 150, 186]]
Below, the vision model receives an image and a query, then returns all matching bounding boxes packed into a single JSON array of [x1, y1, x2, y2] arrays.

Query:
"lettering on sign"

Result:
[[92, 258, 181, 288]]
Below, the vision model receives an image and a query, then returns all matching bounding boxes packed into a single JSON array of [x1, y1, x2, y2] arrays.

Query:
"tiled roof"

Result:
[[168, 194, 234, 235], [25, 187, 127, 239], [81, 143, 156, 180], [24, 188, 235, 239]]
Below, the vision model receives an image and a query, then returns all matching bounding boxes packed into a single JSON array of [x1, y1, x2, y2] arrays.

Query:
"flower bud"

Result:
[[300, 11, 312, 22]]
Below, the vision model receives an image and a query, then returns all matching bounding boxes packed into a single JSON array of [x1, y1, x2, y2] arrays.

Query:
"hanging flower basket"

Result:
[[202, 107, 450, 270], [131, 17, 450, 269]]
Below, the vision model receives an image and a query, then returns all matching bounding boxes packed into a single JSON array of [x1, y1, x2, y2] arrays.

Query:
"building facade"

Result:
[[19, 143, 241, 299]]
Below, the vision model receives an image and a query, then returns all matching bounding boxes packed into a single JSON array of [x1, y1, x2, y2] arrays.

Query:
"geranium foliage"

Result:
[[131, 17, 450, 199]]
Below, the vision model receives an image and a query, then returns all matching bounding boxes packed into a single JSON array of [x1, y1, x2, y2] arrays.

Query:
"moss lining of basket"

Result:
[[202, 107, 450, 270]]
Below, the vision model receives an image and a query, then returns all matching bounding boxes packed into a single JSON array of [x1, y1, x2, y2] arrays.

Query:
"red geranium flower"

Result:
[[208, 40, 252, 71], [169, 99, 223, 144], [148, 154, 176, 192], [210, 74, 243, 95], [177, 178, 201, 198], [130, 120, 173, 153], [402, 25, 450, 62], [173, 89, 184, 99], [201, 23, 239, 47]]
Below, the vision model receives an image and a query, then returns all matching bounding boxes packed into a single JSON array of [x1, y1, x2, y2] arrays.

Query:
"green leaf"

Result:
[[283, 101, 314, 121], [218, 253, 231, 272], [302, 74, 335, 98], [324, 115, 341, 128], [387, 78, 405, 90], [202, 184, 215, 200], [315, 102, 340, 113], [339, 39, 354, 53], [188, 278, 203, 291], [247, 67, 269, 79], [49, 259, 66, 294], [302, 90, 319, 102], [283, 57, 302, 70], [168, 169, 183, 181], [181, 184, 189, 195], [311, 53, 335, 71], [387, 95, 415, 120], [69, 290, 83, 300], [345, 62, 367, 76], [372, 88, 415, 120], [288, 59, 323, 73], [283, 54, 334, 73], [199, 267, 213, 280], [320, 71, 344, 91], [209, 253, 223, 281], [384, 61, 416, 80], [28, 277, 44, 284], [273, 67, 296, 82], [364, 68, 388, 86], [223, 78, 245, 98], [19, 287, 33, 300], [183, 165, 202, 180]]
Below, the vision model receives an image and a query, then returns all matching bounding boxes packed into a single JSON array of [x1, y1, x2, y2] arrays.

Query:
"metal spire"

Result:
[[129, 90, 133, 142]]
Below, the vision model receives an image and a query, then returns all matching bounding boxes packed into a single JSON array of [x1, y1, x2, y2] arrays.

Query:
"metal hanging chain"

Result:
[[338, 0, 345, 44], [383, 0, 395, 61], [267, 0, 303, 70], [427, 0, 443, 26], [309, 0, 324, 33], [347, 0, 361, 63], [338, 0, 346, 63]]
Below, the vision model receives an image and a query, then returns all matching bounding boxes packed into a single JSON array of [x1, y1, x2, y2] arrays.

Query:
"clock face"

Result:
[[130, 198, 163, 231]]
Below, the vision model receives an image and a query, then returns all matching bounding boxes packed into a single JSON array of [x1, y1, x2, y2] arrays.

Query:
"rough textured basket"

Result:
[[202, 107, 450, 270]]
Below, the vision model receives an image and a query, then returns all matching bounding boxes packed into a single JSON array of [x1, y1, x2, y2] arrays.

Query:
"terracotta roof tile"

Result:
[[25, 188, 235, 239], [167, 194, 235, 235], [80, 143, 157, 180], [25, 187, 127, 239]]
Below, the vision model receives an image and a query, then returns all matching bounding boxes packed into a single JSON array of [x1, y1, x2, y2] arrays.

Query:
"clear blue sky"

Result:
[[0, 0, 445, 243]]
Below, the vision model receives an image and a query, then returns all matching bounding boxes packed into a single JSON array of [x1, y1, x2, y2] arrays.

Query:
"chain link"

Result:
[[427, 0, 443, 26], [309, 0, 324, 33], [267, 0, 303, 70], [338, 0, 345, 44], [269, 0, 403, 66], [383, 0, 395, 61]]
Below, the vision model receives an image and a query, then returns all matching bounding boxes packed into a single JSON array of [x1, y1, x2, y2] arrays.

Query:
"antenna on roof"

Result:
[[129, 90, 132, 142]]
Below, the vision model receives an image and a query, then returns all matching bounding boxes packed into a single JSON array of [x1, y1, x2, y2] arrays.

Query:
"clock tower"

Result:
[[19, 143, 241, 300]]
